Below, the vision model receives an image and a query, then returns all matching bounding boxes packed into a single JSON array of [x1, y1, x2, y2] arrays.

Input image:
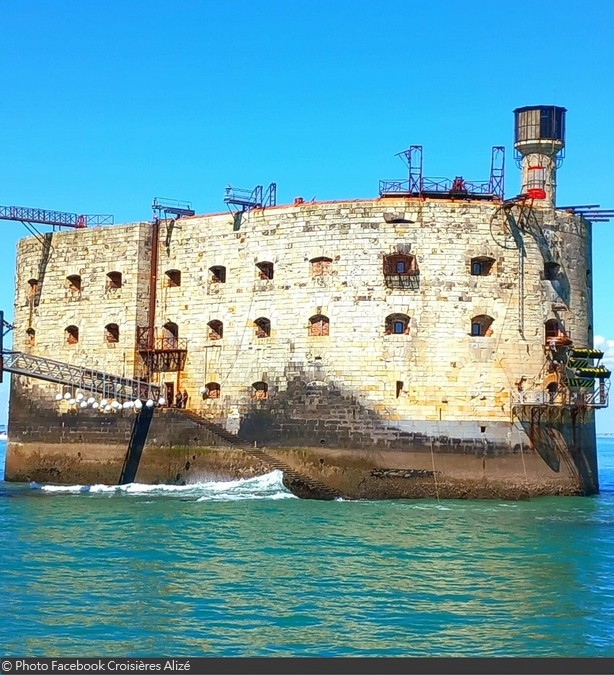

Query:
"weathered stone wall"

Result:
[[10, 197, 594, 476], [149, 198, 591, 435], [13, 222, 151, 379]]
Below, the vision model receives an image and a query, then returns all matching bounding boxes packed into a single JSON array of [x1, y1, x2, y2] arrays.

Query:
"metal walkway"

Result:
[[1, 350, 160, 401]]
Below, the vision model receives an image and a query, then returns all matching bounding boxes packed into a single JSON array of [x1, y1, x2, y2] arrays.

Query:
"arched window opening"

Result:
[[205, 382, 221, 399], [162, 321, 179, 348], [165, 269, 181, 287], [252, 381, 268, 400], [27, 278, 39, 298], [208, 320, 223, 340], [25, 328, 35, 346], [545, 319, 566, 341], [470, 256, 495, 276], [396, 381, 404, 398], [310, 257, 333, 276], [385, 313, 410, 335], [105, 323, 120, 343], [67, 274, 81, 292], [65, 325, 79, 344], [209, 266, 226, 283], [544, 262, 560, 281], [308, 314, 329, 337], [256, 261, 274, 280], [383, 254, 418, 276], [254, 317, 271, 338], [471, 315, 494, 337], [106, 271, 122, 290]]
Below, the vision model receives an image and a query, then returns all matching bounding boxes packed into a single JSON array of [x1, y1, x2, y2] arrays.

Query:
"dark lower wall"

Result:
[[5, 377, 599, 496]]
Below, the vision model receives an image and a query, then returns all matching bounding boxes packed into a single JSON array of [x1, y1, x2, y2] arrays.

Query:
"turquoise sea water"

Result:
[[1, 439, 614, 657]]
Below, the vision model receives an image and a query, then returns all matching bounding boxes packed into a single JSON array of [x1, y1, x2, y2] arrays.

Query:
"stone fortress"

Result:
[[4, 105, 611, 499]]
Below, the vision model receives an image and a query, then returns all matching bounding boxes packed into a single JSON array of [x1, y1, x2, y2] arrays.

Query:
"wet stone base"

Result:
[[5, 440, 584, 500]]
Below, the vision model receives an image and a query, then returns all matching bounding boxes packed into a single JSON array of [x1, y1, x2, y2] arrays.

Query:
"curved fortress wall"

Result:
[[7, 197, 597, 495]]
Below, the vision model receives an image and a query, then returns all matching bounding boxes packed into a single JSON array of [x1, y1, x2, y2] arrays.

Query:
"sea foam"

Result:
[[30, 469, 296, 501]]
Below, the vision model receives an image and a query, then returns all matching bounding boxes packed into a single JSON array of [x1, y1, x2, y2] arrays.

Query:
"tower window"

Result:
[[27, 278, 39, 298], [26, 328, 35, 347], [256, 261, 274, 280], [470, 257, 495, 276], [65, 325, 79, 344], [205, 382, 221, 399], [383, 254, 418, 276], [545, 319, 565, 341], [544, 262, 560, 281], [67, 275, 81, 292], [208, 320, 223, 340], [106, 271, 122, 290], [162, 321, 179, 348], [396, 381, 404, 398], [385, 314, 410, 335], [471, 315, 494, 337], [254, 317, 271, 338], [310, 257, 333, 276], [209, 266, 226, 283], [104, 323, 120, 343], [252, 381, 268, 400], [165, 269, 181, 287], [308, 314, 329, 337]]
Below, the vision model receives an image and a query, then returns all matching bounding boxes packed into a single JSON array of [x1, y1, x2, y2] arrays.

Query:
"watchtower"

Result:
[[514, 105, 566, 206]]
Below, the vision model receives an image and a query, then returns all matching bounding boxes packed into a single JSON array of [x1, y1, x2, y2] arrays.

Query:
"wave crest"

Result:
[[30, 470, 296, 501]]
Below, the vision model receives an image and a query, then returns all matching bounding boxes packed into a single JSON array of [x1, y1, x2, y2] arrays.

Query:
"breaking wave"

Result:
[[29, 469, 296, 501]]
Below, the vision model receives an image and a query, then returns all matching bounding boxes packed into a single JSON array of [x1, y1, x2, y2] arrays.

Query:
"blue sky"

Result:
[[1, 0, 613, 429]]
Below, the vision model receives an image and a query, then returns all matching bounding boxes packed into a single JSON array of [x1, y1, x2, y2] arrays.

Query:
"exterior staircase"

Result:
[[178, 409, 345, 501]]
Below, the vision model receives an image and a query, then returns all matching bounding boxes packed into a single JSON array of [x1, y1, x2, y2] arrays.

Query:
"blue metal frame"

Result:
[[224, 182, 277, 211]]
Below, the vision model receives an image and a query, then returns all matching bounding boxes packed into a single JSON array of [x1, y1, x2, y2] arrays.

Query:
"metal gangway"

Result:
[[0, 350, 160, 401]]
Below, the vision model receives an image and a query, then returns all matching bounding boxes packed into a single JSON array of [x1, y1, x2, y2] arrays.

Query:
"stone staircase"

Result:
[[178, 409, 345, 501]]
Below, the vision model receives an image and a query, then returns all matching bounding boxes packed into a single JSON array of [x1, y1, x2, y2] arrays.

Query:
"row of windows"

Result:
[[32, 254, 567, 298], [28, 313, 546, 347], [199, 379, 411, 401], [25, 315, 569, 347], [28, 272, 125, 296], [200, 381, 267, 400]]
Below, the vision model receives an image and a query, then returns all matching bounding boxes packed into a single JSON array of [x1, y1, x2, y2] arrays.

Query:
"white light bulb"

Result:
[[92, 402, 99, 410], [146, 399, 154, 408], [76, 393, 84, 401], [55, 393, 63, 401], [158, 397, 166, 406], [63, 393, 71, 400], [100, 399, 108, 407], [104, 405, 112, 412], [68, 398, 76, 406], [87, 397, 95, 405], [199, 386, 207, 394], [80, 401, 88, 408]]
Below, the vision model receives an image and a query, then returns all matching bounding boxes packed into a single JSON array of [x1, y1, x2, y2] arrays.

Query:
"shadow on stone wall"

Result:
[[514, 406, 597, 494], [238, 366, 504, 456]]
